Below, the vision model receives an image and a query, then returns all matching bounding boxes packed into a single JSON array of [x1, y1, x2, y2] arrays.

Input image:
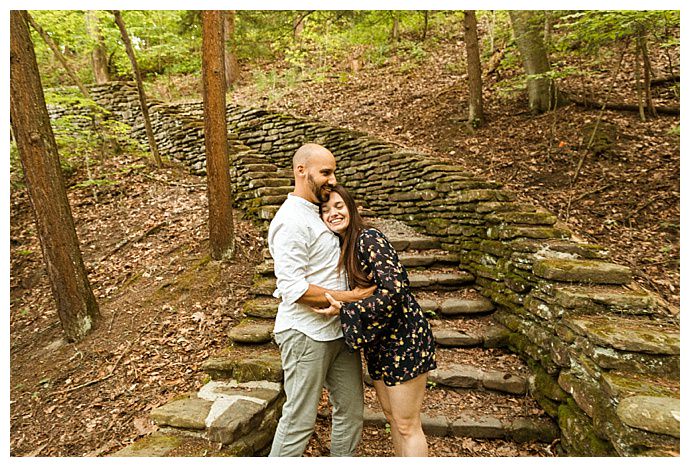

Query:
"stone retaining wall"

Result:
[[53, 82, 680, 456]]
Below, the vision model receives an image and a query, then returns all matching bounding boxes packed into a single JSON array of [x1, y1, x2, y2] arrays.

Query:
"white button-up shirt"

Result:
[[268, 194, 346, 341]]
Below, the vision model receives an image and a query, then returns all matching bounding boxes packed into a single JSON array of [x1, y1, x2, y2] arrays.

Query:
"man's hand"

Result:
[[311, 293, 343, 317], [350, 284, 376, 301]]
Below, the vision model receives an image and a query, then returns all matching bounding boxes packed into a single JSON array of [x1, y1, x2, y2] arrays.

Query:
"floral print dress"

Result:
[[340, 228, 437, 386]]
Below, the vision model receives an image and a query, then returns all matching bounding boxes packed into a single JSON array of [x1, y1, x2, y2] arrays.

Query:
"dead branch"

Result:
[[51, 309, 164, 396], [568, 95, 679, 115], [99, 221, 168, 262], [142, 173, 205, 188]]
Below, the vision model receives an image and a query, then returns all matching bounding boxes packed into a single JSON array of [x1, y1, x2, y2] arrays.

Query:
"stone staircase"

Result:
[[112, 215, 560, 457]]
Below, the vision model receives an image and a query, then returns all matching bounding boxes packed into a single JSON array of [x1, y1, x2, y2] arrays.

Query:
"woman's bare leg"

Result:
[[372, 379, 402, 456], [375, 373, 428, 457]]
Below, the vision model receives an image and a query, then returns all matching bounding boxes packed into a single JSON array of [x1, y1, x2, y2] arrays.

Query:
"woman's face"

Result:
[[321, 192, 350, 235]]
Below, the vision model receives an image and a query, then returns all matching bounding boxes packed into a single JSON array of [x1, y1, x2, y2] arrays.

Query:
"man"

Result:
[[268, 143, 373, 457]]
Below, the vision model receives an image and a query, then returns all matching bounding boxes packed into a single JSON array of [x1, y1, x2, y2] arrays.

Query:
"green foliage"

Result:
[[555, 10, 680, 54]]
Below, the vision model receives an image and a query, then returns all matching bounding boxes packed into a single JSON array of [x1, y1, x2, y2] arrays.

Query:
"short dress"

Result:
[[340, 228, 437, 386]]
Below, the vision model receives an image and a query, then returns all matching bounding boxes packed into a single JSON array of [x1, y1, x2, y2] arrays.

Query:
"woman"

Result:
[[316, 184, 437, 457]]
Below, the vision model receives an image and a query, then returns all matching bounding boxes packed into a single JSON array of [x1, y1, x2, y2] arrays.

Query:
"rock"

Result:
[[421, 414, 450, 436], [551, 285, 656, 315], [150, 397, 212, 430], [416, 298, 439, 312], [507, 417, 560, 443], [564, 316, 680, 355], [228, 322, 274, 345], [207, 399, 266, 445], [363, 407, 388, 428], [251, 277, 276, 296], [616, 396, 680, 438], [481, 324, 511, 348], [242, 300, 278, 319], [481, 369, 527, 395], [202, 355, 283, 382], [440, 297, 494, 316], [398, 253, 435, 267], [428, 364, 482, 389], [110, 432, 185, 457], [434, 329, 482, 347], [533, 258, 632, 285], [451, 412, 504, 439]]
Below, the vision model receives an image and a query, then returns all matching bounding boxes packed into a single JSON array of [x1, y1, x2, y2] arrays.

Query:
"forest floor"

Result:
[[9, 31, 679, 458]]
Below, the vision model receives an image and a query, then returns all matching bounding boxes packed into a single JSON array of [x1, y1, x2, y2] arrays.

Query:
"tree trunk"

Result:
[[10, 10, 100, 342], [85, 10, 110, 84], [391, 12, 400, 43], [202, 10, 235, 261], [223, 10, 240, 86], [638, 26, 657, 118], [26, 12, 91, 98], [111, 10, 163, 167], [463, 11, 484, 127], [634, 38, 646, 121], [509, 10, 558, 113]]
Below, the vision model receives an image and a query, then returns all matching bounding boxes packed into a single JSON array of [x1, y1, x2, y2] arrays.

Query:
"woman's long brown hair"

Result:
[[323, 185, 372, 289]]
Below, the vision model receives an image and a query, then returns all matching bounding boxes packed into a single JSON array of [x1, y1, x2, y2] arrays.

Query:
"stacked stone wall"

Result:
[[52, 82, 679, 456]]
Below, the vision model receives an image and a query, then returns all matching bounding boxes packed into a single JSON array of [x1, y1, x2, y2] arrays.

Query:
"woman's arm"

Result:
[[340, 229, 408, 349]]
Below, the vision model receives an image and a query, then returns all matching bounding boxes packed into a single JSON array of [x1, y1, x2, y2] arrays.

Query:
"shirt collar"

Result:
[[288, 193, 320, 214]]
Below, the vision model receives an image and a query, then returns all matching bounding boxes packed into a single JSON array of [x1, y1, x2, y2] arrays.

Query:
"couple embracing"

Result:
[[267, 143, 437, 457]]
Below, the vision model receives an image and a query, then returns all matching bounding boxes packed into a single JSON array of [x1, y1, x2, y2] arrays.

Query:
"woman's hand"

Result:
[[311, 293, 343, 317]]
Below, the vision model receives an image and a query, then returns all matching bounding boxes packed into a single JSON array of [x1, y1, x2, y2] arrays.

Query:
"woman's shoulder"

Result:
[[359, 227, 386, 239]]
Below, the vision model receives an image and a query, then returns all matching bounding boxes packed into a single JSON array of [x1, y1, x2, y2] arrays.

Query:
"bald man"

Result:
[[267, 143, 372, 456]]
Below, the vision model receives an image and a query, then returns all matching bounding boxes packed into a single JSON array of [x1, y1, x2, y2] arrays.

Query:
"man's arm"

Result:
[[297, 283, 376, 308]]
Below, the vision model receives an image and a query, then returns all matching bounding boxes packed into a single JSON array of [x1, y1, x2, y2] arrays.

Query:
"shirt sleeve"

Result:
[[269, 221, 310, 305], [340, 229, 407, 350]]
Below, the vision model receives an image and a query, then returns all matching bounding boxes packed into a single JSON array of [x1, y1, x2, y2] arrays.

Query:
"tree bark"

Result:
[[112, 10, 163, 167], [509, 10, 558, 113], [463, 11, 484, 127], [202, 10, 235, 260], [223, 10, 240, 86], [85, 10, 110, 84], [26, 12, 91, 98], [10, 10, 100, 342]]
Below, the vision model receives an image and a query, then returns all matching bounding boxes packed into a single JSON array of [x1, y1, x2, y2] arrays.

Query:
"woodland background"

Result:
[[9, 10, 680, 456]]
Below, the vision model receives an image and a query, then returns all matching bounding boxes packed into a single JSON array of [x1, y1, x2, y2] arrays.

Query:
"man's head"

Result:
[[292, 143, 337, 203]]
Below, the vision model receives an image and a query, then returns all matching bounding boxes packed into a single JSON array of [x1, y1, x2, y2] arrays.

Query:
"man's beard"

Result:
[[308, 174, 332, 203]]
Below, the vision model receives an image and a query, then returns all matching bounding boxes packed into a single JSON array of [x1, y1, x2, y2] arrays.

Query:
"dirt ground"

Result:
[[9, 23, 679, 457]]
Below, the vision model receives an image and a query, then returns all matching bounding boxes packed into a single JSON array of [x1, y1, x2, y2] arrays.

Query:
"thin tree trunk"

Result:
[[223, 10, 240, 86], [10, 10, 100, 342], [202, 10, 234, 260], [26, 12, 91, 98], [464, 10, 484, 127], [638, 26, 657, 118], [85, 10, 110, 84], [509, 10, 559, 113], [111, 10, 163, 167], [391, 12, 400, 43], [634, 37, 646, 122], [422, 11, 429, 41]]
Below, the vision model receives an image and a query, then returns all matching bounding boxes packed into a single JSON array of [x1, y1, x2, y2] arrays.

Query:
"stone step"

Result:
[[251, 270, 476, 297], [227, 320, 275, 345], [242, 297, 279, 319], [363, 408, 558, 442], [110, 428, 276, 457], [406, 269, 475, 290], [428, 317, 511, 349], [366, 217, 441, 251], [417, 293, 495, 317], [146, 380, 284, 453], [256, 250, 463, 277], [202, 351, 283, 383], [428, 362, 528, 395]]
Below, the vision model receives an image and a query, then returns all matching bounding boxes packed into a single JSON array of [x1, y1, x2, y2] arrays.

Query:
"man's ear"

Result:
[[295, 164, 306, 177]]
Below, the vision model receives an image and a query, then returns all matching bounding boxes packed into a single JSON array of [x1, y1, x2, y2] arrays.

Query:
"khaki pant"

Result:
[[269, 329, 364, 457]]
